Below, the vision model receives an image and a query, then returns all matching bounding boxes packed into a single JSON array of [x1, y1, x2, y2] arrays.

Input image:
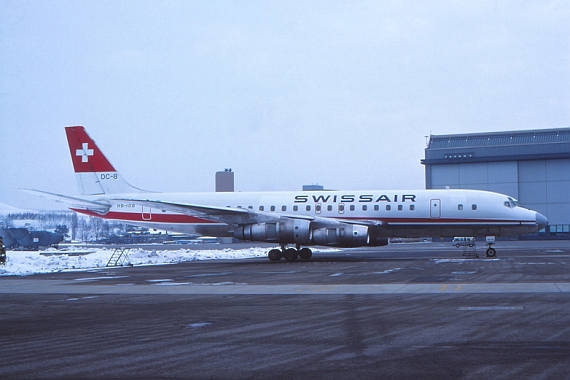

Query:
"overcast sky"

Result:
[[1, 0, 569, 210]]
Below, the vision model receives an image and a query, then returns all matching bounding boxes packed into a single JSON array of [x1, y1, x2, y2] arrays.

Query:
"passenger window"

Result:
[[386, 205, 391, 211], [270, 206, 275, 212], [472, 204, 477, 210], [327, 205, 332, 212], [409, 205, 415, 211], [293, 205, 298, 212], [458, 204, 463, 210], [398, 205, 403, 211], [374, 205, 379, 211], [316, 204, 321, 212], [282, 205, 287, 211], [362, 205, 367, 211], [350, 205, 355, 211], [339, 204, 345, 212], [306, 205, 311, 211], [248, 206, 253, 209], [259, 206, 264, 211]]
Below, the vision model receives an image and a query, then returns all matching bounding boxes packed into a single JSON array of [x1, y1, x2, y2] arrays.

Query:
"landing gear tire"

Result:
[[284, 248, 299, 262], [486, 248, 496, 258], [299, 248, 312, 260], [268, 249, 282, 262]]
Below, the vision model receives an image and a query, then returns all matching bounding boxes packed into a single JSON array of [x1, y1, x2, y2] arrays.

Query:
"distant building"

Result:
[[0, 228, 63, 249], [303, 184, 324, 191], [216, 169, 234, 192], [422, 127, 570, 239]]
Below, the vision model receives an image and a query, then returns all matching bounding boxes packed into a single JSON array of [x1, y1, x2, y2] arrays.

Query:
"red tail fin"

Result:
[[65, 126, 115, 173], [65, 126, 144, 195]]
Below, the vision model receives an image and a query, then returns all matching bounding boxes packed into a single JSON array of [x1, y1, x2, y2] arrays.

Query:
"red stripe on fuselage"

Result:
[[71, 209, 218, 224], [71, 209, 532, 226], [337, 217, 535, 224]]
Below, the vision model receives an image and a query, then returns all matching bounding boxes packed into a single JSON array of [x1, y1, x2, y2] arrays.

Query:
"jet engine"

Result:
[[368, 236, 390, 247], [234, 218, 312, 244], [235, 218, 379, 248], [312, 224, 369, 247]]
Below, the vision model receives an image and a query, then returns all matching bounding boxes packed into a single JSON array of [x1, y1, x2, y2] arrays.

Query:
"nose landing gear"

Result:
[[485, 236, 497, 258]]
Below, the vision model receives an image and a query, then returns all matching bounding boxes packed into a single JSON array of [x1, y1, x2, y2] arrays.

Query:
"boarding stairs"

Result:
[[462, 242, 479, 259], [106, 247, 132, 267]]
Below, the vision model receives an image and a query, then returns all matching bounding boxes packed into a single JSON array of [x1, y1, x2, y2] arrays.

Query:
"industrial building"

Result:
[[302, 184, 324, 191], [215, 169, 234, 192], [422, 127, 570, 239]]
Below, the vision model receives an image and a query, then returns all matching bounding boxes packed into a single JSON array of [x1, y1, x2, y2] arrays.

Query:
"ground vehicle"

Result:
[[452, 237, 475, 247]]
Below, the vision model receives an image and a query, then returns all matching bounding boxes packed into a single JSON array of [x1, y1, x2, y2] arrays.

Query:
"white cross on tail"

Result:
[[76, 143, 94, 162]]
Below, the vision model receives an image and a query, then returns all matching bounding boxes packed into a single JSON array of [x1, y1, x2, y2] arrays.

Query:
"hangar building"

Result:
[[422, 127, 570, 239]]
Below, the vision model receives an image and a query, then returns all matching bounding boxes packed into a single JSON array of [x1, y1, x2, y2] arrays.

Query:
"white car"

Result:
[[452, 237, 475, 247]]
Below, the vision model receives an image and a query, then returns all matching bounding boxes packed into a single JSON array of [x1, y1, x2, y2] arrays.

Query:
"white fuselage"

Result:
[[29, 126, 548, 256], [75, 188, 543, 239]]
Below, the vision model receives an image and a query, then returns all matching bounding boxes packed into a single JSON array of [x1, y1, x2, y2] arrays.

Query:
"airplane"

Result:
[[26, 126, 548, 261]]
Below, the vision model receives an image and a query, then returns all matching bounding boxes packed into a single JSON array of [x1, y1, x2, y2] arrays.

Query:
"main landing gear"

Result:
[[268, 245, 313, 262]]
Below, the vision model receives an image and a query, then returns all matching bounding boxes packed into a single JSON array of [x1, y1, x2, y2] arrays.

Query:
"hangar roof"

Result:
[[428, 127, 570, 149], [423, 127, 570, 165]]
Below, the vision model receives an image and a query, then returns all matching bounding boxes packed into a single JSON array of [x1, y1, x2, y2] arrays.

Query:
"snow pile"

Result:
[[0, 247, 271, 276]]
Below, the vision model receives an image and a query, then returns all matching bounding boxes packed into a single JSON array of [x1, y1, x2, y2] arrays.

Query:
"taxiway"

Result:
[[1, 241, 569, 379]]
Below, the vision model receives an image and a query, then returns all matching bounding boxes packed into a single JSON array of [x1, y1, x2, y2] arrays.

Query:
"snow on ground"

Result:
[[0, 247, 270, 276], [0, 247, 336, 276]]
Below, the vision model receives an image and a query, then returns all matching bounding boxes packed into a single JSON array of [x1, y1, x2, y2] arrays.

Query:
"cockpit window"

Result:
[[504, 197, 520, 208]]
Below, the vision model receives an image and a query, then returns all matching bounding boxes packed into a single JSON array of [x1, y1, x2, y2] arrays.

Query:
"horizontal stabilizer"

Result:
[[21, 189, 111, 215]]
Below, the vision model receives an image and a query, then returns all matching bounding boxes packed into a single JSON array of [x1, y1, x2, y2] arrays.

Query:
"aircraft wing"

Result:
[[24, 190, 388, 229], [307, 217, 387, 231], [333, 219, 387, 227], [114, 197, 385, 229], [21, 189, 111, 215], [112, 197, 272, 225]]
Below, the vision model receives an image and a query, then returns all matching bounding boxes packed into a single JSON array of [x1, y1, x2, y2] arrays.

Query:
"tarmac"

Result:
[[1, 241, 569, 379]]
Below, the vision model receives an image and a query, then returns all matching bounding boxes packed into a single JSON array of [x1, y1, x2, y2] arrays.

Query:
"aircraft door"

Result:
[[142, 206, 152, 220], [430, 199, 441, 218]]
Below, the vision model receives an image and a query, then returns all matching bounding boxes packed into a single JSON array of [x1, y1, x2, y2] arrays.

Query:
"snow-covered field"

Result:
[[0, 247, 278, 276]]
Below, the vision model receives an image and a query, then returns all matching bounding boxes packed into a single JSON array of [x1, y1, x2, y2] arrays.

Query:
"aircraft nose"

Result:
[[536, 212, 548, 230]]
